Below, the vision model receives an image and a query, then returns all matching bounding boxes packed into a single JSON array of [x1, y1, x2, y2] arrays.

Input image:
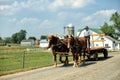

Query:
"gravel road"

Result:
[[0, 52, 120, 80]]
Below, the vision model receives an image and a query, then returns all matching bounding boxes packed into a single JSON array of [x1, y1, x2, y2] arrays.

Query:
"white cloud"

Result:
[[20, 17, 39, 24], [57, 11, 82, 20], [0, 1, 22, 15], [49, 0, 95, 10], [0, 0, 95, 16], [0, 5, 9, 10], [71, 0, 95, 8], [8, 18, 17, 22], [16, 18, 53, 29], [94, 9, 117, 17], [38, 19, 54, 29], [82, 9, 117, 27], [0, 0, 50, 16], [16, 17, 40, 27]]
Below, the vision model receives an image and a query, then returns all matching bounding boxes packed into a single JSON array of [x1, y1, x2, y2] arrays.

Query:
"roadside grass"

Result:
[[0, 46, 72, 76]]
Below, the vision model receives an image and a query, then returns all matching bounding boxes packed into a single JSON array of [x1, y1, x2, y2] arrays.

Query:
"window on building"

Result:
[[105, 44, 109, 47], [96, 44, 99, 46]]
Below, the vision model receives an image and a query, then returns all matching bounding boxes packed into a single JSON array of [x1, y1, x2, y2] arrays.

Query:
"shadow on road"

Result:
[[59, 63, 74, 67], [59, 56, 113, 68], [79, 61, 96, 67], [86, 56, 113, 61], [97, 56, 113, 61]]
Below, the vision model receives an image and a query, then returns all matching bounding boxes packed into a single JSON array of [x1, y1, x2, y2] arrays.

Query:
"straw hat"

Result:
[[84, 26, 89, 29]]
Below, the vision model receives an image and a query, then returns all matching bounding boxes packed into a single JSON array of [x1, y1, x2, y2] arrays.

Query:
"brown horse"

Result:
[[47, 34, 69, 67], [67, 35, 87, 67]]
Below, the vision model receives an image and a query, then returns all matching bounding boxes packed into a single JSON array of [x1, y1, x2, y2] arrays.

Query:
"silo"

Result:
[[64, 23, 74, 36]]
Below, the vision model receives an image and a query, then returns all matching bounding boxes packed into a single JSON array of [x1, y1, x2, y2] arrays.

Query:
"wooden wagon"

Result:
[[85, 33, 109, 60]]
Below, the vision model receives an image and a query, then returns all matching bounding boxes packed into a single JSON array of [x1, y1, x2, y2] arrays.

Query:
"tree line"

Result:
[[0, 30, 37, 44], [0, 29, 47, 45]]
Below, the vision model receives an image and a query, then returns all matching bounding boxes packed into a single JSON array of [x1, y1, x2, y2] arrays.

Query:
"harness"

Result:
[[71, 37, 82, 53]]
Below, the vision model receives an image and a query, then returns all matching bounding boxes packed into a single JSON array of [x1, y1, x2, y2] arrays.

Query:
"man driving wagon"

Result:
[[83, 26, 91, 53]]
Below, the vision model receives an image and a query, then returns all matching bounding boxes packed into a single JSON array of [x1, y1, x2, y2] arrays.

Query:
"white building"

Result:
[[77, 28, 120, 51], [39, 39, 48, 48], [21, 40, 34, 46]]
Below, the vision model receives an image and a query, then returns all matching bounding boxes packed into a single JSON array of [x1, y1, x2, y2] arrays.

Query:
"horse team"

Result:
[[47, 34, 88, 67]]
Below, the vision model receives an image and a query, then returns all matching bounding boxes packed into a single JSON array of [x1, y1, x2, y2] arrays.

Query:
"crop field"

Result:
[[0, 45, 70, 76]]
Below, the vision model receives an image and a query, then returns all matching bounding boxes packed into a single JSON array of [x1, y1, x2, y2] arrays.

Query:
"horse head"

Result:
[[47, 34, 60, 48], [67, 35, 75, 49]]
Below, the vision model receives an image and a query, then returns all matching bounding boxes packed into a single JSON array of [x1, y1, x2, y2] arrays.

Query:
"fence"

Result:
[[0, 48, 53, 76]]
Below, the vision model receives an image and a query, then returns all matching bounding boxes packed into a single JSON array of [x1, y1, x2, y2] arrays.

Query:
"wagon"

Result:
[[86, 33, 109, 60], [85, 46, 109, 60]]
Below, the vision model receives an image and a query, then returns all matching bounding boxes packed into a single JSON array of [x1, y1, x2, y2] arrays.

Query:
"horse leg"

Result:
[[65, 54, 69, 64], [59, 55, 64, 63], [52, 49, 57, 67], [83, 50, 86, 64], [79, 53, 82, 64], [73, 53, 79, 67], [53, 54, 57, 67], [72, 54, 76, 67], [76, 53, 79, 67]]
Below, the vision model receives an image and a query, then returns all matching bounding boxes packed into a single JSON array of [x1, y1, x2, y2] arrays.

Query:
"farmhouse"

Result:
[[77, 28, 120, 51], [39, 39, 48, 48], [21, 39, 34, 46]]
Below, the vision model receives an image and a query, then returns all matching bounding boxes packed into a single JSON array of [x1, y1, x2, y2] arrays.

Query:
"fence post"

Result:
[[22, 51, 25, 69]]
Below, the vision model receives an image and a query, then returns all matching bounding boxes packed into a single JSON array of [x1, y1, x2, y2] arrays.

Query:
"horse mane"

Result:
[[47, 34, 59, 40]]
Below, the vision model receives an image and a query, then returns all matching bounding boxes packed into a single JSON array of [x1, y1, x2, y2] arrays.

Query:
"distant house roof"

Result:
[[77, 28, 103, 37], [77, 28, 103, 34], [21, 39, 34, 42], [105, 36, 120, 43]]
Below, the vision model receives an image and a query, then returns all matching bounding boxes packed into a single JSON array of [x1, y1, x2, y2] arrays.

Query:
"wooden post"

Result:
[[91, 34, 94, 47], [22, 51, 25, 69]]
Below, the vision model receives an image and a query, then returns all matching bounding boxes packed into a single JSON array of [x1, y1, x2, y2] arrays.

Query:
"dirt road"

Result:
[[0, 52, 120, 80]]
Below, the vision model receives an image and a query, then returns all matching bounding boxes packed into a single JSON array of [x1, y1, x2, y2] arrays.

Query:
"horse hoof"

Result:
[[54, 65, 57, 67]]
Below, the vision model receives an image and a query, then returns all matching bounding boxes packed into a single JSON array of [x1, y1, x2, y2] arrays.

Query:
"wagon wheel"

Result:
[[103, 49, 108, 58], [93, 52, 98, 61]]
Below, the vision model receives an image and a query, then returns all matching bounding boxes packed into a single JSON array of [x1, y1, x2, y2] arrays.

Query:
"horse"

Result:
[[47, 34, 69, 67], [67, 35, 87, 67]]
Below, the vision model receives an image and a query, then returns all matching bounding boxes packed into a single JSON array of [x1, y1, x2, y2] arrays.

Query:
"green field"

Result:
[[0, 45, 68, 76]]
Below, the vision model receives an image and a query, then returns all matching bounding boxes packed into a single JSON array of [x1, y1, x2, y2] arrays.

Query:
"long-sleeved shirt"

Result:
[[83, 29, 91, 37]]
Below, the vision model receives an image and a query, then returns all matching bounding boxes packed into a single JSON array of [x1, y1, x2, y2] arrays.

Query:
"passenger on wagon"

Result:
[[83, 26, 91, 53]]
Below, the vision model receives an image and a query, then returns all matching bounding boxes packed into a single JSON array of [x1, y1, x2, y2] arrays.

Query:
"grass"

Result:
[[0, 45, 53, 76], [0, 45, 72, 76]]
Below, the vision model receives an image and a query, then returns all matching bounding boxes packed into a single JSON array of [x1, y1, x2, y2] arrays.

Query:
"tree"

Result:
[[28, 36, 36, 41], [4, 37, 12, 43], [100, 22, 115, 37], [40, 35, 47, 40], [11, 30, 27, 44], [110, 12, 120, 39], [0, 37, 2, 41], [110, 12, 120, 32]]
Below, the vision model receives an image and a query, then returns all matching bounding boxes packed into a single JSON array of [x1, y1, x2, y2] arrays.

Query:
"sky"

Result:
[[0, 0, 120, 39]]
